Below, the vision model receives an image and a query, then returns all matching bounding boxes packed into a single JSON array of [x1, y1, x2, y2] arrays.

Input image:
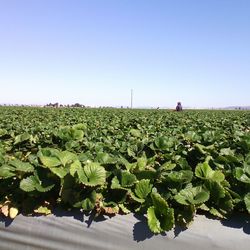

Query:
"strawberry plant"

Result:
[[0, 107, 249, 232]]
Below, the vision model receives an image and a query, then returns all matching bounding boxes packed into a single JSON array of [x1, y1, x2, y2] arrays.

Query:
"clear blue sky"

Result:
[[0, 0, 249, 108]]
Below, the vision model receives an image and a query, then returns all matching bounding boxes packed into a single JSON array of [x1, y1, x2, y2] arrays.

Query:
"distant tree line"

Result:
[[44, 103, 86, 108]]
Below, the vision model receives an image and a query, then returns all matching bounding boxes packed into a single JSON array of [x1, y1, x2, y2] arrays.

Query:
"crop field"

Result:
[[0, 107, 249, 233]]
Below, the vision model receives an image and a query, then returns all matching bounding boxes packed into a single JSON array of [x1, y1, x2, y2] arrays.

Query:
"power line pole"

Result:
[[131, 89, 133, 109]]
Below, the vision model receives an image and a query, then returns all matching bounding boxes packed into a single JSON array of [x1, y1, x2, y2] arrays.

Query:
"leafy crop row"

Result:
[[0, 107, 249, 233]]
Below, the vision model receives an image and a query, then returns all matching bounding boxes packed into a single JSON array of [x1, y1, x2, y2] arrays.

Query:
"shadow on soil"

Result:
[[133, 214, 154, 242], [0, 215, 14, 227], [220, 213, 250, 235], [52, 208, 108, 227]]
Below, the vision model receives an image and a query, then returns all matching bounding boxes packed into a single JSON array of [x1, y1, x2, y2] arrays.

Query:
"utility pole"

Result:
[[131, 89, 133, 109]]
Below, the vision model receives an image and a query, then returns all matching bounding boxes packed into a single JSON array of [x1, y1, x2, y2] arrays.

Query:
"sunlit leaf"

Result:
[[175, 186, 210, 205]]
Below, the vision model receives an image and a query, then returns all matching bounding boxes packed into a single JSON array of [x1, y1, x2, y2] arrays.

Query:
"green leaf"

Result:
[[111, 176, 123, 189], [245, 153, 250, 164], [120, 171, 137, 187], [79, 163, 106, 186], [195, 162, 225, 182], [155, 136, 174, 150], [9, 159, 34, 173], [69, 160, 83, 178], [56, 126, 84, 141], [244, 193, 250, 213], [81, 191, 96, 211], [38, 149, 77, 178], [111, 171, 137, 189], [20, 175, 55, 192], [20, 175, 37, 192], [217, 192, 234, 214], [130, 129, 141, 138], [147, 205, 174, 233], [185, 131, 201, 142], [220, 148, 234, 156], [0, 164, 16, 178], [58, 151, 78, 166], [235, 168, 250, 183], [209, 207, 225, 219], [71, 129, 84, 141], [162, 161, 176, 171], [72, 123, 87, 130], [176, 205, 195, 226], [96, 152, 113, 164], [151, 192, 169, 212], [38, 149, 78, 168], [0, 153, 4, 165], [127, 147, 135, 157], [165, 170, 193, 184], [147, 206, 161, 234], [65, 141, 80, 150], [0, 128, 8, 137], [244, 162, 250, 175], [135, 169, 157, 180], [38, 148, 61, 167], [160, 207, 175, 231], [174, 186, 210, 205], [204, 180, 225, 202], [49, 166, 68, 178], [135, 179, 152, 199], [137, 156, 147, 170], [14, 132, 30, 144], [212, 171, 225, 183], [235, 167, 250, 184], [195, 162, 213, 179], [194, 144, 206, 154], [129, 192, 145, 203]]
